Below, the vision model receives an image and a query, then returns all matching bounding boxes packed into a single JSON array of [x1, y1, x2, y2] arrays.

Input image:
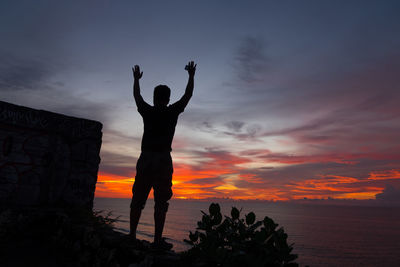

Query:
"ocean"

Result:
[[93, 198, 400, 267]]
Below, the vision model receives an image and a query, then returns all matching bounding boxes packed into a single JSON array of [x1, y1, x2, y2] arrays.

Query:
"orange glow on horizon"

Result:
[[95, 162, 400, 201], [95, 172, 134, 198]]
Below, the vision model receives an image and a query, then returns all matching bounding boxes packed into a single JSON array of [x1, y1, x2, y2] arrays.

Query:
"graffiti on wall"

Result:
[[0, 101, 102, 209]]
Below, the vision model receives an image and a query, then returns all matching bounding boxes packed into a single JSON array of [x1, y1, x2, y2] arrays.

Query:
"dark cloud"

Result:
[[184, 177, 224, 186], [0, 54, 55, 91], [237, 157, 400, 188], [101, 129, 142, 146], [193, 119, 263, 141], [50, 100, 113, 125], [198, 120, 217, 134], [225, 121, 245, 132], [244, 123, 262, 138], [99, 150, 137, 177], [221, 127, 263, 141], [240, 149, 271, 157], [97, 129, 143, 178], [221, 21, 400, 122], [0, 53, 114, 125], [234, 37, 268, 83], [375, 185, 400, 202], [272, 109, 399, 152], [237, 162, 345, 187], [181, 148, 251, 174]]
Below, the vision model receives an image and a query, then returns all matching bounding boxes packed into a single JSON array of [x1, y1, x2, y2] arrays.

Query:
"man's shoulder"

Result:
[[168, 101, 185, 114], [138, 103, 154, 115]]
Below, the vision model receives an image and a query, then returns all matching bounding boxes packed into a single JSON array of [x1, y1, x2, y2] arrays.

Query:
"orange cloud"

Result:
[[95, 172, 134, 198], [95, 149, 400, 201], [368, 169, 400, 181], [285, 170, 400, 200]]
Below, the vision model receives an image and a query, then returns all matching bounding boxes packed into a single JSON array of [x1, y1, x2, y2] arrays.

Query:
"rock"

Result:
[[0, 100, 102, 209]]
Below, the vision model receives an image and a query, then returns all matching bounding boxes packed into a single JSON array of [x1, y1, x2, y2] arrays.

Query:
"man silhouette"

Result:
[[130, 61, 196, 249]]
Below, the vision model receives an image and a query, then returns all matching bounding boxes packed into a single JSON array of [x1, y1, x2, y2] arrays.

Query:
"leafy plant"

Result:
[[183, 203, 298, 267]]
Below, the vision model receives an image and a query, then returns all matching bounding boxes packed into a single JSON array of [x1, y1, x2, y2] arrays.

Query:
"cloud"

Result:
[[375, 184, 400, 202], [0, 52, 116, 125], [196, 148, 251, 167], [259, 104, 400, 153], [50, 100, 113, 125], [2, 1, 399, 202], [188, 31, 400, 155], [184, 177, 224, 186], [234, 37, 269, 83], [99, 150, 138, 178], [101, 128, 142, 148], [0, 54, 55, 91], [233, 163, 396, 200], [225, 121, 245, 132]]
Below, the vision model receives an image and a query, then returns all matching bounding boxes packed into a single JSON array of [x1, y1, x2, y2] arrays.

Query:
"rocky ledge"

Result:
[[0, 207, 181, 267]]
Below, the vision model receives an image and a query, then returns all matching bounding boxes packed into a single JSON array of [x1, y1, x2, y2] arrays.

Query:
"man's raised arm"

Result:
[[132, 65, 146, 108], [177, 61, 196, 108]]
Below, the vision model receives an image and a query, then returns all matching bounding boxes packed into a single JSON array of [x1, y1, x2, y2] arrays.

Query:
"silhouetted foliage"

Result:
[[182, 203, 299, 267]]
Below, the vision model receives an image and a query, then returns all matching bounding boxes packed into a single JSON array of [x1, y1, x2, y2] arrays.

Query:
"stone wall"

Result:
[[0, 101, 102, 209]]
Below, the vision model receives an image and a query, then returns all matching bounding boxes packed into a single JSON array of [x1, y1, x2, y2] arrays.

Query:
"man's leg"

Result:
[[130, 207, 142, 239], [154, 201, 169, 243], [130, 177, 152, 239], [153, 181, 173, 246], [152, 153, 173, 248]]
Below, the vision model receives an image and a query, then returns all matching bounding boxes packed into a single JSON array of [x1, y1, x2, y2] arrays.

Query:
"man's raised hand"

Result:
[[185, 61, 196, 76], [132, 65, 143, 80]]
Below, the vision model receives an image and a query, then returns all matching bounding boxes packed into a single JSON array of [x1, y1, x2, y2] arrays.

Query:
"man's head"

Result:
[[153, 85, 171, 107]]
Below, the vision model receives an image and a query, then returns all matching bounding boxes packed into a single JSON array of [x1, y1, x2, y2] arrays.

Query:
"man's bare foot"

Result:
[[128, 233, 136, 240], [151, 238, 173, 250]]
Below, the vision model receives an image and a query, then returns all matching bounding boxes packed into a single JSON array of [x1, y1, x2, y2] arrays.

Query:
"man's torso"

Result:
[[139, 103, 184, 152]]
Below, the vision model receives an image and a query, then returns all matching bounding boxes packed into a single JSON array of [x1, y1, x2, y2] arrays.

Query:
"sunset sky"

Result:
[[1, 1, 400, 202]]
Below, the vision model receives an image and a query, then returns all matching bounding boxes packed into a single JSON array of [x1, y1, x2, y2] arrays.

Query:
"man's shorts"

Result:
[[130, 151, 173, 211]]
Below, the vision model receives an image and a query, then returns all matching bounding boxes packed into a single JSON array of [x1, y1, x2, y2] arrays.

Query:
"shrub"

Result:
[[183, 203, 299, 267]]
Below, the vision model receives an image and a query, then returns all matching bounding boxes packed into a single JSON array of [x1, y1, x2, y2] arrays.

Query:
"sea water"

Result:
[[94, 198, 400, 267]]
